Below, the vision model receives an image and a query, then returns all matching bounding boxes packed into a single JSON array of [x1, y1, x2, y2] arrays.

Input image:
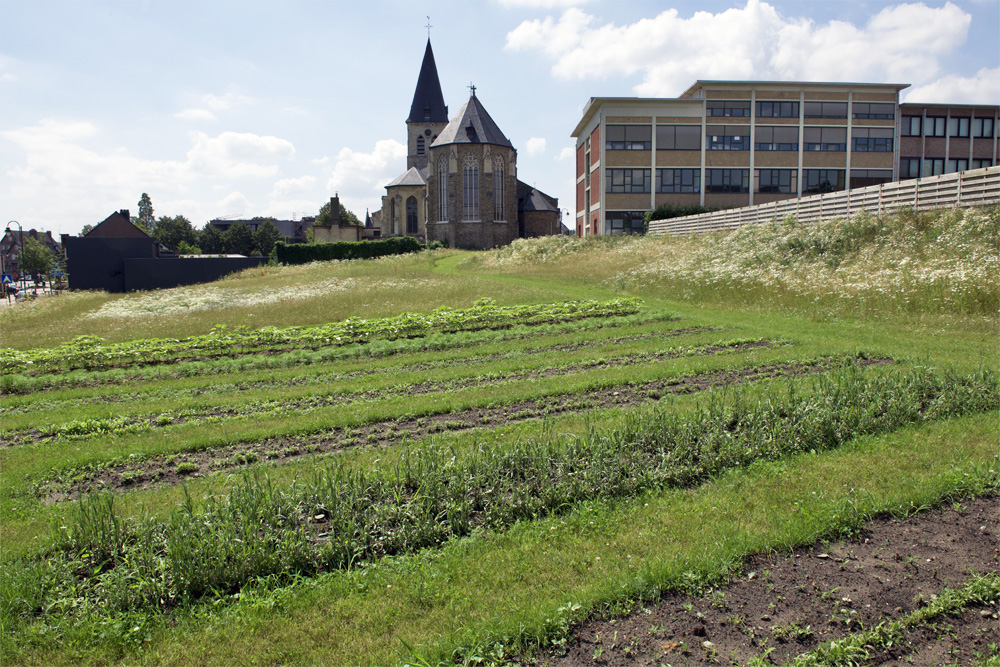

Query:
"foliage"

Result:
[[18, 236, 59, 276], [154, 215, 199, 251], [3, 366, 995, 622], [644, 202, 711, 225], [315, 200, 363, 227], [0, 298, 642, 373], [223, 222, 256, 256], [199, 224, 225, 254], [274, 236, 422, 264], [254, 220, 282, 256], [136, 193, 155, 234]]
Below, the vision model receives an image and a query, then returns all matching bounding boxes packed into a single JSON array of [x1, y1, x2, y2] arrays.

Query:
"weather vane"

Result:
[[426, 16, 432, 38], [468, 81, 476, 97]]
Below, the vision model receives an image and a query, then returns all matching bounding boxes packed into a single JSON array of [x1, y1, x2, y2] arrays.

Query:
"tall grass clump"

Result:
[[477, 206, 999, 318], [3, 365, 995, 630]]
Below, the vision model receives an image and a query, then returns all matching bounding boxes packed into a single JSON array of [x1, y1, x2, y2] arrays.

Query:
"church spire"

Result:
[[407, 39, 448, 124]]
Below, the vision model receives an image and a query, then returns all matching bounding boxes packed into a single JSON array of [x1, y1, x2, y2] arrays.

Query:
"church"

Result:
[[378, 40, 561, 249]]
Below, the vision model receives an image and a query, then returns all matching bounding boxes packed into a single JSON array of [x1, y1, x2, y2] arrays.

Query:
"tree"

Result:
[[154, 215, 198, 251], [254, 220, 282, 256], [223, 221, 257, 256], [20, 236, 59, 278], [200, 224, 225, 254], [137, 193, 155, 234], [316, 200, 362, 227], [80, 223, 94, 236]]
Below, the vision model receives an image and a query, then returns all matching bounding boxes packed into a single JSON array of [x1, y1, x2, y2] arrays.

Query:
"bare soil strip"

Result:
[[3, 339, 769, 447], [41, 356, 889, 502], [541, 495, 999, 667]]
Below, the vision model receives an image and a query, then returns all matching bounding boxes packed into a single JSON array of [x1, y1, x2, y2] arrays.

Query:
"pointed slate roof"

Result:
[[407, 40, 449, 123], [431, 92, 514, 148], [385, 166, 428, 188]]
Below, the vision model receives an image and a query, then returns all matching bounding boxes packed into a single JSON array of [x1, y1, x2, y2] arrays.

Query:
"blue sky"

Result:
[[2, 0, 998, 237]]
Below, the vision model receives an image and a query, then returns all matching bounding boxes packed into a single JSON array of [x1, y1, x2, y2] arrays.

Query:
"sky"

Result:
[[2, 0, 998, 238]]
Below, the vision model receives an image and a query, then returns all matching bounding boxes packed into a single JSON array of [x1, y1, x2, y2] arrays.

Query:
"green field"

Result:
[[1, 207, 997, 666]]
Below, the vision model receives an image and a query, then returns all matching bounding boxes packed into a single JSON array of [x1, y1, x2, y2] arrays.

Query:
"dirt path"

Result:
[[543, 496, 999, 666]]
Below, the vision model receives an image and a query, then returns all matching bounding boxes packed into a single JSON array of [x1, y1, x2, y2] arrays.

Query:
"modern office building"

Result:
[[571, 80, 999, 236], [898, 103, 998, 179]]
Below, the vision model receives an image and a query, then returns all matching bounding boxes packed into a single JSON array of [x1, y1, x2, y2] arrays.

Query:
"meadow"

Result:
[[0, 206, 997, 666]]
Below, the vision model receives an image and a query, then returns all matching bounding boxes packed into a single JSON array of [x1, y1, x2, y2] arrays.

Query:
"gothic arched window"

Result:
[[438, 158, 449, 220], [406, 196, 418, 234], [493, 156, 505, 221], [463, 157, 479, 221]]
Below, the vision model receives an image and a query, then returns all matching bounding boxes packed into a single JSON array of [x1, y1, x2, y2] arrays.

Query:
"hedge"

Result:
[[274, 236, 423, 264]]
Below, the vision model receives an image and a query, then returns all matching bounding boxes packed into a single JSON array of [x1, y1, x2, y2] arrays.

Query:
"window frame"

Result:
[[605, 168, 651, 194], [605, 124, 652, 150], [704, 168, 750, 194], [852, 102, 895, 120], [706, 100, 751, 117], [754, 125, 799, 151], [755, 101, 799, 118], [804, 101, 848, 119], [707, 124, 750, 151], [655, 168, 701, 193], [803, 126, 847, 152], [755, 169, 798, 194], [851, 127, 894, 152], [802, 169, 845, 193], [655, 125, 701, 150]]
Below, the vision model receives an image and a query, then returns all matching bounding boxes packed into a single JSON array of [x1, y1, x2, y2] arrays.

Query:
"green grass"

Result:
[[0, 207, 997, 666]]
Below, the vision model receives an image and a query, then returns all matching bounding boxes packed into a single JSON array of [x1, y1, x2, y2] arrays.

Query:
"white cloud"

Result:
[[505, 0, 974, 96], [326, 139, 406, 195], [202, 89, 256, 111], [186, 131, 295, 179], [903, 66, 1000, 104], [175, 108, 217, 121], [525, 137, 547, 155], [215, 192, 253, 218], [0, 120, 300, 233], [557, 146, 575, 161], [270, 175, 317, 198]]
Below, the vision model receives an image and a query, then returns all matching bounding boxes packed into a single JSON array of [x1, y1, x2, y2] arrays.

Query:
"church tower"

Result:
[[406, 39, 449, 170]]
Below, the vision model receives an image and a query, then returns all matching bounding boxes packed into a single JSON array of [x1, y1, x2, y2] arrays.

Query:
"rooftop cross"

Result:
[[468, 82, 476, 97], [426, 16, 432, 38]]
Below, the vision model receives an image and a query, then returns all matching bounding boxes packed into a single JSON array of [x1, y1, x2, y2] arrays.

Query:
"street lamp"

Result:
[[5, 221, 24, 291]]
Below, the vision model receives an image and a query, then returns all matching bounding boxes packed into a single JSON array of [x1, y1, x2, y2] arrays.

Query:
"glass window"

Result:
[[705, 169, 749, 193], [605, 124, 652, 150], [804, 101, 848, 119], [901, 116, 922, 137], [948, 117, 970, 137], [972, 118, 994, 138], [605, 211, 647, 236], [850, 169, 892, 188], [493, 156, 505, 220], [946, 158, 969, 173], [707, 100, 751, 117], [606, 169, 651, 193], [921, 159, 944, 177], [463, 157, 479, 221], [803, 127, 847, 151], [852, 102, 895, 119], [924, 117, 946, 137], [802, 169, 845, 193], [656, 125, 701, 150], [754, 126, 799, 151], [438, 158, 448, 220], [755, 169, 798, 194], [707, 125, 750, 150], [755, 101, 799, 118], [972, 159, 993, 169], [900, 158, 921, 179], [852, 127, 894, 152], [656, 168, 701, 193]]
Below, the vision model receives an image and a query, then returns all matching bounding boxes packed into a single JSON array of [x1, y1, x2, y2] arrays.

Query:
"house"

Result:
[[61, 210, 266, 292], [207, 216, 313, 243], [572, 80, 1000, 236], [0, 228, 61, 277]]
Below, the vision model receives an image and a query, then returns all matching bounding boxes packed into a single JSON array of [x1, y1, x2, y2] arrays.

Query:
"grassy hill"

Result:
[[1, 207, 997, 666]]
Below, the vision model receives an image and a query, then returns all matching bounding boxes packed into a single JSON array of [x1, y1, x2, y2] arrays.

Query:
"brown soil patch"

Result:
[[541, 496, 999, 667], [41, 356, 890, 501]]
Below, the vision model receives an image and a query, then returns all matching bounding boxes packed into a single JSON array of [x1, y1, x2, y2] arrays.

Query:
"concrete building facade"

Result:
[[571, 80, 999, 237]]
